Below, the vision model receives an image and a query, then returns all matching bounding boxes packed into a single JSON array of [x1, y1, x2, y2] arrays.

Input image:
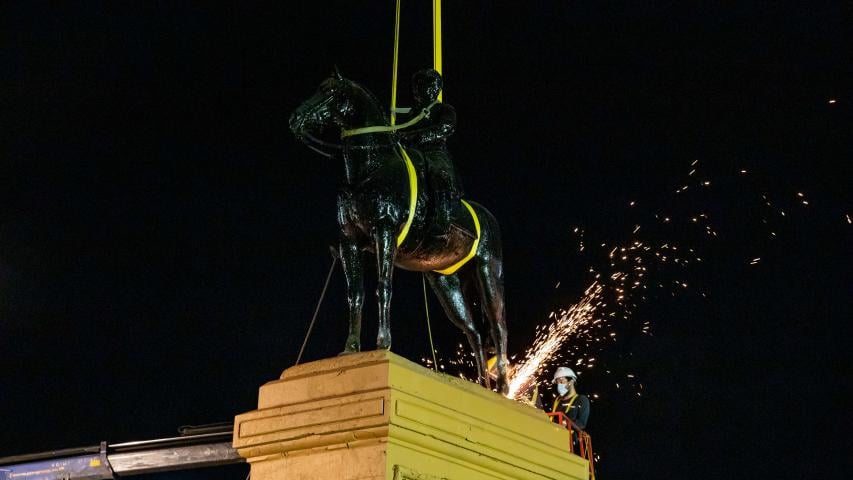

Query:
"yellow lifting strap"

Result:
[[390, 1, 475, 273], [396, 145, 418, 247], [340, 100, 437, 138], [390, 0, 443, 127], [396, 145, 480, 275], [433, 0, 443, 102], [433, 200, 480, 275]]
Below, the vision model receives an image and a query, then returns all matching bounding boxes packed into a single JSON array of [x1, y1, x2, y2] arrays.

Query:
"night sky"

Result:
[[2, 2, 851, 479]]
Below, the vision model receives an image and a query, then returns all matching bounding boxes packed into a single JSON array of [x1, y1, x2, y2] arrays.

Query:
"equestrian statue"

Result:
[[289, 68, 509, 393]]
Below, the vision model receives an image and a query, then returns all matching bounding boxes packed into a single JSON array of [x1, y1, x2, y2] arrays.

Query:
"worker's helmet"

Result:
[[552, 366, 578, 383], [412, 68, 443, 102]]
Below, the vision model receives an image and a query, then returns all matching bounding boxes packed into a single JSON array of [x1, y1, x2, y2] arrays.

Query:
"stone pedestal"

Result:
[[233, 350, 588, 480]]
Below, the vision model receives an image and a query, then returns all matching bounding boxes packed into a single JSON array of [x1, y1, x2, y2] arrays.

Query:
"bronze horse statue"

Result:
[[289, 71, 509, 393]]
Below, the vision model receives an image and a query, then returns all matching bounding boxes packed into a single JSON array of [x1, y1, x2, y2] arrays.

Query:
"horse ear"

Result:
[[333, 65, 344, 80]]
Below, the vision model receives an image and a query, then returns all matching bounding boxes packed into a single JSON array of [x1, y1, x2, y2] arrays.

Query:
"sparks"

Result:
[[507, 282, 603, 399]]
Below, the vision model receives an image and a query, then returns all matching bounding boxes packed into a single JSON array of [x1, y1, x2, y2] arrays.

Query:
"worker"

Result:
[[397, 68, 462, 238], [549, 366, 590, 431]]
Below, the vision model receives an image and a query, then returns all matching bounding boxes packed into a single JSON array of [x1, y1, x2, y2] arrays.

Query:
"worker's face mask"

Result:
[[556, 383, 569, 396]]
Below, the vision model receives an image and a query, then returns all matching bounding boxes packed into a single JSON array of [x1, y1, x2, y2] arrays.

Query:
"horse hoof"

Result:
[[497, 378, 510, 396], [341, 336, 361, 354]]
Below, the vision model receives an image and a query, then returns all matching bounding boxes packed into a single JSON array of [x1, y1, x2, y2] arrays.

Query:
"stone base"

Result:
[[233, 350, 588, 480]]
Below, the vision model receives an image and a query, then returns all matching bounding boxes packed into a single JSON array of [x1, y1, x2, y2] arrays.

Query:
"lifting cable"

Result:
[[422, 274, 438, 371], [423, 0, 442, 368], [389, 0, 443, 126], [390, 0, 402, 126], [388, 0, 444, 367]]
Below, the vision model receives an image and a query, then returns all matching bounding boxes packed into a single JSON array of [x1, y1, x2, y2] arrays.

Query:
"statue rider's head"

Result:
[[412, 68, 443, 106]]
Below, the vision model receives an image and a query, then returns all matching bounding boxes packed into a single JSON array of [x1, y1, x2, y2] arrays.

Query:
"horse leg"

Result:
[[339, 238, 364, 353], [475, 255, 509, 395], [425, 271, 491, 390], [374, 227, 396, 350]]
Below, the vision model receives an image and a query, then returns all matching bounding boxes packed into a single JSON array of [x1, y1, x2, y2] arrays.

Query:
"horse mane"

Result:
[[345, 79, 389, 125]]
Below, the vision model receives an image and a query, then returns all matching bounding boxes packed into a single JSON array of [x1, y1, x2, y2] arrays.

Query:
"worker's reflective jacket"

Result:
[[550, 393, 591, 430]]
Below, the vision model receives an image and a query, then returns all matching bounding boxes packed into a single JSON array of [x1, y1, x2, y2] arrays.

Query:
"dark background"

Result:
[[2, 1, 850, 479]]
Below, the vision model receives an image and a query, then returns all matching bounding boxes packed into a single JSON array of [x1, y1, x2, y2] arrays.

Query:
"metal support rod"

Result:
[[295, 252, 338, 366]]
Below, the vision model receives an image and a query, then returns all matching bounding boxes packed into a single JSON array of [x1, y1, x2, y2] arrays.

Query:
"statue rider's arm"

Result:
[[399, 103, 456, 144]]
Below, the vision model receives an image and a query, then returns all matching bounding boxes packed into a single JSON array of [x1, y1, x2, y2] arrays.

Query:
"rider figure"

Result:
[[398, 68, 462, 237]]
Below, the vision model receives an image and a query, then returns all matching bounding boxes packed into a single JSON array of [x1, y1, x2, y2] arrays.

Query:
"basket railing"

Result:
[[546, 412, 595, 480]]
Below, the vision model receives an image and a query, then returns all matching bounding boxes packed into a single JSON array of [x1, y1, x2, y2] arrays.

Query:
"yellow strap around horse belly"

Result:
[[433, 199, 480, 275], [396, 146, 480, 274], [396, 145, 418, 247]]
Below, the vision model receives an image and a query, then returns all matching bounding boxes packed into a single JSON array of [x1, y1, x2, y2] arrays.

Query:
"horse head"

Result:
[[289, 69, 386, 140]]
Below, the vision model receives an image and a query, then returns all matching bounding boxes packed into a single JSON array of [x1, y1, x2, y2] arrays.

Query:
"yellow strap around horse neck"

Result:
[[341, 100, 438, 138]]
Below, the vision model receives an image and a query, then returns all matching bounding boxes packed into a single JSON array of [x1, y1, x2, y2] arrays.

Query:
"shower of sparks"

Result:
[[505, 224, 701, 400], [507, 282, 603, 399], [421, 156, 824, 405], [501, 156, 827, 401]]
